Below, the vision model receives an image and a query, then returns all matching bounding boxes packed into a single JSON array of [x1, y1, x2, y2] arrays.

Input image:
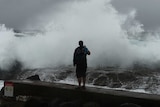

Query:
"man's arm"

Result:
[[84, 46, 90, 55], [87, 50, 91, 55], [86, 47, 90, 55]]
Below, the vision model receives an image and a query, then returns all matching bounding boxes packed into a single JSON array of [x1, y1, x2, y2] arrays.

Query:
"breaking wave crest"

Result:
[[1, 0, 160, 70]]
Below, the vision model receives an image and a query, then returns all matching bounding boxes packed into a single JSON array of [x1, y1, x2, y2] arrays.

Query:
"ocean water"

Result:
[[12, 66, 160, 95], [1, 65, 160, 95], [1, 0, 160, 95]]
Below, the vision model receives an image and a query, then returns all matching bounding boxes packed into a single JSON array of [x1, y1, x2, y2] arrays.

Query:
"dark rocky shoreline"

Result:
[[1, 63, 160, 94], [1, 59, 160, 104]]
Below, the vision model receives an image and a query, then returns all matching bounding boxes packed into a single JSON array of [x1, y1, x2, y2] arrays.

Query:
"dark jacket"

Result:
[[73, 46, 90, 68]]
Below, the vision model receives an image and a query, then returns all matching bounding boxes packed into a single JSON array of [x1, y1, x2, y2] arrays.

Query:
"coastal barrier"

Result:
[[1, 80, 160, 107]]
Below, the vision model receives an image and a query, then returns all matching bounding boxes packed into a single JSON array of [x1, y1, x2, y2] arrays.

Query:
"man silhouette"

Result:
[[73, 40, 90, 89]]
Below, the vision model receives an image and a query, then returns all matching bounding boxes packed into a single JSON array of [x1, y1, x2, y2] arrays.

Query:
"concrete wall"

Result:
[[1, 80, 160, 107]]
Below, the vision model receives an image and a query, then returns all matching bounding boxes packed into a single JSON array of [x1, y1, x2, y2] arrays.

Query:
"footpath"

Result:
[[1, 80, 160, 107]]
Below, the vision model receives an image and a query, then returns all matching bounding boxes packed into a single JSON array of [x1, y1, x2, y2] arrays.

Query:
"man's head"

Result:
[[79, 40, 83, 47]]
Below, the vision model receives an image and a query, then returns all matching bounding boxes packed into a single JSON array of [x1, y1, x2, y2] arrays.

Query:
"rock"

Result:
[[110, 82, 122, 88], [117, 72, 137, 82], [56, 70, 72, 80], [26, 75, 40, 81], [93, 75, 109, 86]]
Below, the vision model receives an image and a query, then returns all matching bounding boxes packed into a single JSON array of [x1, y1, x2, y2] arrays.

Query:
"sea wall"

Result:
[[1, 80, 160, 107]]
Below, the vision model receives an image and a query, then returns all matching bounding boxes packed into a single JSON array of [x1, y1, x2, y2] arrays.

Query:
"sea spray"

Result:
[[1, 0, 160, 70], [0, 24, 17, 71]]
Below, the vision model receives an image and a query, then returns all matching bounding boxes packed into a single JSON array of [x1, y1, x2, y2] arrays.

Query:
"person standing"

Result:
[[73, 40, 90, 89]]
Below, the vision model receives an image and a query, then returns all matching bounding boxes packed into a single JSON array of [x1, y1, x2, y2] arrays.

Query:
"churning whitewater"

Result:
[[1, 0, 160, 94]]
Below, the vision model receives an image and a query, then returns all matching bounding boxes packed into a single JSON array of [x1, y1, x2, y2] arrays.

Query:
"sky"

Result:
[[0, 0, 71, 30], [0, 0, 160, 31], [111, 0, 160, 31]]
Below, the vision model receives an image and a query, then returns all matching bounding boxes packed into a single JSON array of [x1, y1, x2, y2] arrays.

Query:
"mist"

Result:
[[1, 0, 160, 70]]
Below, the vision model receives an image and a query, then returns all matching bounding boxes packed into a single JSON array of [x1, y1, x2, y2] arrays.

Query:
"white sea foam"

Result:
[[1, 0, 160, 70]]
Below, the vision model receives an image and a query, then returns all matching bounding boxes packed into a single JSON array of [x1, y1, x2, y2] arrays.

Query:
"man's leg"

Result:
[[78, 77, 81, 87], [82, 67, 87, 88], [76, 67, 81, 88], [82, 77, 86, 88]]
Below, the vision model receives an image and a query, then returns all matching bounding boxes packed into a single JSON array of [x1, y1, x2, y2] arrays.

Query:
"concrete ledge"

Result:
[[3, 80, 160, 107]]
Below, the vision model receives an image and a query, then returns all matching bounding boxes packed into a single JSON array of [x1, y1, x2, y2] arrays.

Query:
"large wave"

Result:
[[1, 0, 160, 70]]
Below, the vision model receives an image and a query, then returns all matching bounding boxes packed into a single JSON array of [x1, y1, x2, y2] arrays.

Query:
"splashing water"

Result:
[[0, 0, 160, 70]]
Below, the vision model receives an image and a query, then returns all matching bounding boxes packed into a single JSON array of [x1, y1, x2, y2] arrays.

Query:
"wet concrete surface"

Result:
[[1, 80, 160, 107]]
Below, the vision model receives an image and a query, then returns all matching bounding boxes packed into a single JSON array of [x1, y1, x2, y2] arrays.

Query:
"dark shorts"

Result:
[[76, 67, 87, 78]]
